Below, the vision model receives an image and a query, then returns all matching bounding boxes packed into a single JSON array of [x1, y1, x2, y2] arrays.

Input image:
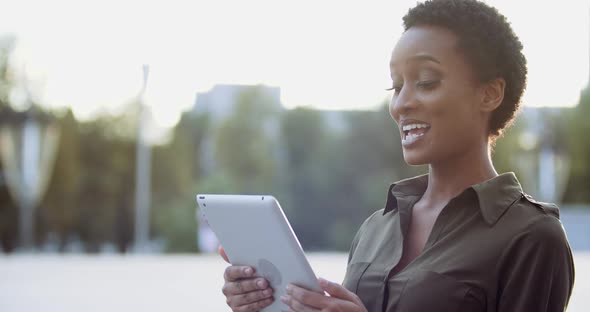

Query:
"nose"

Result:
[[389, 84, 416, 121]]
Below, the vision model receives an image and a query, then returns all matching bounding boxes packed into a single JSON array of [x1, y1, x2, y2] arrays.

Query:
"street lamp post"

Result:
[[134, 64, 151, 252], [0, 107, 59, 250]]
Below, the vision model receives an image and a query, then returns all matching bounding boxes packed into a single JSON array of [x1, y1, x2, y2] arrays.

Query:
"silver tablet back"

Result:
[[196, 194, 321, 312]]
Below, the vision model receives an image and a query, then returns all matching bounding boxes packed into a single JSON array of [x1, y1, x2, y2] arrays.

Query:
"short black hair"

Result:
[[403, 0, 527, 140]]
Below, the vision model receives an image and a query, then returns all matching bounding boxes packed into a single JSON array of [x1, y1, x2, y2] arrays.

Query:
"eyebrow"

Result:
[[390, 54, 441, 68]]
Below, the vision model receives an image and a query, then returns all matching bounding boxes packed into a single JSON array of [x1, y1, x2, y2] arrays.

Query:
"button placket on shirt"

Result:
[[384, 196, 419, 280], [422, 199, 454, 251]]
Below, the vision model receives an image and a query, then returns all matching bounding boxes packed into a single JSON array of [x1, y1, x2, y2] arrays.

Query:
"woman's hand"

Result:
[[219, 246, 274, 312], [281, 277, 367, 312]]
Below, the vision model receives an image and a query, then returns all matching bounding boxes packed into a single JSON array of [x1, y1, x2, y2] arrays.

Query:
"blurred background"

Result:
[[0, 0, 589, 311]]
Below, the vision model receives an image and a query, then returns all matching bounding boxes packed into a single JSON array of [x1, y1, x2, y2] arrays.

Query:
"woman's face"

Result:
[[389, 25, 489, 166]]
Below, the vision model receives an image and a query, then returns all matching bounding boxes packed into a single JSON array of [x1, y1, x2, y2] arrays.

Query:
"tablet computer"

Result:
[[196, 194, 322, 311]]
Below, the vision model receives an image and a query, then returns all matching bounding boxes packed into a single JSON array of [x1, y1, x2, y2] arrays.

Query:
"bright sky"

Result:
[[1, 0, 589, 128]]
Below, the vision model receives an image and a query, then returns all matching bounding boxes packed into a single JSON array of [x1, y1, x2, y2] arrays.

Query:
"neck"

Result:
[[422, 141, 498, 206]]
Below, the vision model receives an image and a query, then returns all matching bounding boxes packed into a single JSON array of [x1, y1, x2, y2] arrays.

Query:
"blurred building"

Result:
[[193, 84, 281, 122]]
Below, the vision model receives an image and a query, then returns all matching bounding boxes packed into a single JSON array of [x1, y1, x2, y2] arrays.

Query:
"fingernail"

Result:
[[257, 279, 265, 289], [286, 284, 292, 292], [318, 277, 328, 287], [280, 295, 289, 303], [244, 267, 253, 275], [263, 289, 272, 296]]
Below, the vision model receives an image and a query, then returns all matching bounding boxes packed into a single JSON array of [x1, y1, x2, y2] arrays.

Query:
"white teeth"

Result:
[[403, 132, 425, 141], [402, 123, 430, 131]]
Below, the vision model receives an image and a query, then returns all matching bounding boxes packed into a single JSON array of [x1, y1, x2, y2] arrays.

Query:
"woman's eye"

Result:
[[416, 80, 440, 90], [385, 85, 402, 95]]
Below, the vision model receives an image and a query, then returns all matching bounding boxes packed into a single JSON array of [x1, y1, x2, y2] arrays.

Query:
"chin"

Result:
[[402, 150, 430, 166]]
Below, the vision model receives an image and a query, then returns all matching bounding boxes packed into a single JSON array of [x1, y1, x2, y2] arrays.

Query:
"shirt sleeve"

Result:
[[497, 216, 575, 312]]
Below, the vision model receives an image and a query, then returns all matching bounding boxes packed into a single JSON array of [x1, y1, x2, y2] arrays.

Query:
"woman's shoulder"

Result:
[[520, 192, 560, 216], [505, 193, 568, 247]]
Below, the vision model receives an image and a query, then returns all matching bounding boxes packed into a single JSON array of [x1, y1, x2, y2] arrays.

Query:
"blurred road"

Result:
[[0, 252, 587, 311]]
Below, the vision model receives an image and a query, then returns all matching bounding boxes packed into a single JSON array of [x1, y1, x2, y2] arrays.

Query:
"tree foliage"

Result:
[[563, 88, 590, 203], [214, 86, 278, 193]]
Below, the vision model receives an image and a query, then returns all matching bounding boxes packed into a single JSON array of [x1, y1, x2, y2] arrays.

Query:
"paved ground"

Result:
[[0, 253, 587, 311]]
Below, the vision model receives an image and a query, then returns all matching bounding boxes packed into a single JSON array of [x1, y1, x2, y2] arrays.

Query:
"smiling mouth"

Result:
[[401, 123, 431, 145]]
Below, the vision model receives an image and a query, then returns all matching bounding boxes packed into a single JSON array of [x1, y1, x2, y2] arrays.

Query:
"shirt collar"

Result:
[[383, 174, 428, 214], [383, 172, 523, 225]]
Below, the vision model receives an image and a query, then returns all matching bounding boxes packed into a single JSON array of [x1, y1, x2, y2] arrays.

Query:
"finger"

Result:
[[286, 284, 330, 309], [234, 297, 274, 312], [218, 245, 230, 263], [222, 277, 270, 296], [319, 278, 358, 303], [281, 295, 320, 312], [227, 288, 274, 307], [224, 265, 255, 282]]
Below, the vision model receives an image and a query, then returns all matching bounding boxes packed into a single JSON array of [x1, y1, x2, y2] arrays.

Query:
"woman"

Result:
[[219, 0, 575, 311]]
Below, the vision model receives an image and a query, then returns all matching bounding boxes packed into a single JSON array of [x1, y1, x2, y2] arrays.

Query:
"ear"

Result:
[[479, 78, 505, 113]]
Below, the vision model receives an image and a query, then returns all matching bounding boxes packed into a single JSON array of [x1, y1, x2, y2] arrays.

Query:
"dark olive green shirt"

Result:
[[342, 173, 575, 312]]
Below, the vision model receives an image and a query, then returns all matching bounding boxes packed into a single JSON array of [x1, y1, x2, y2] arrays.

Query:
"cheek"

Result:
[[388, 98, 397, 121], [423, 92, 479, 141]]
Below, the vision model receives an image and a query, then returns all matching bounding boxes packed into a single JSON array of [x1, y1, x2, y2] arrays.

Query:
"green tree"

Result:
[[214, 86, 278, 193], [563, 88, 590, 203], [152, 112, 210, 252], [42, 109, 81, 251], [0, 35, 17, 252], [279, 107, 329, 250], [491, 117, 526, 178], [74, 116, 136, 252]]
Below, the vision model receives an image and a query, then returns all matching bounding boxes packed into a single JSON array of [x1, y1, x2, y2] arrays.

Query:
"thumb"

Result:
[[319, 277, 357, 302], [218, 245, 230, 263]]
